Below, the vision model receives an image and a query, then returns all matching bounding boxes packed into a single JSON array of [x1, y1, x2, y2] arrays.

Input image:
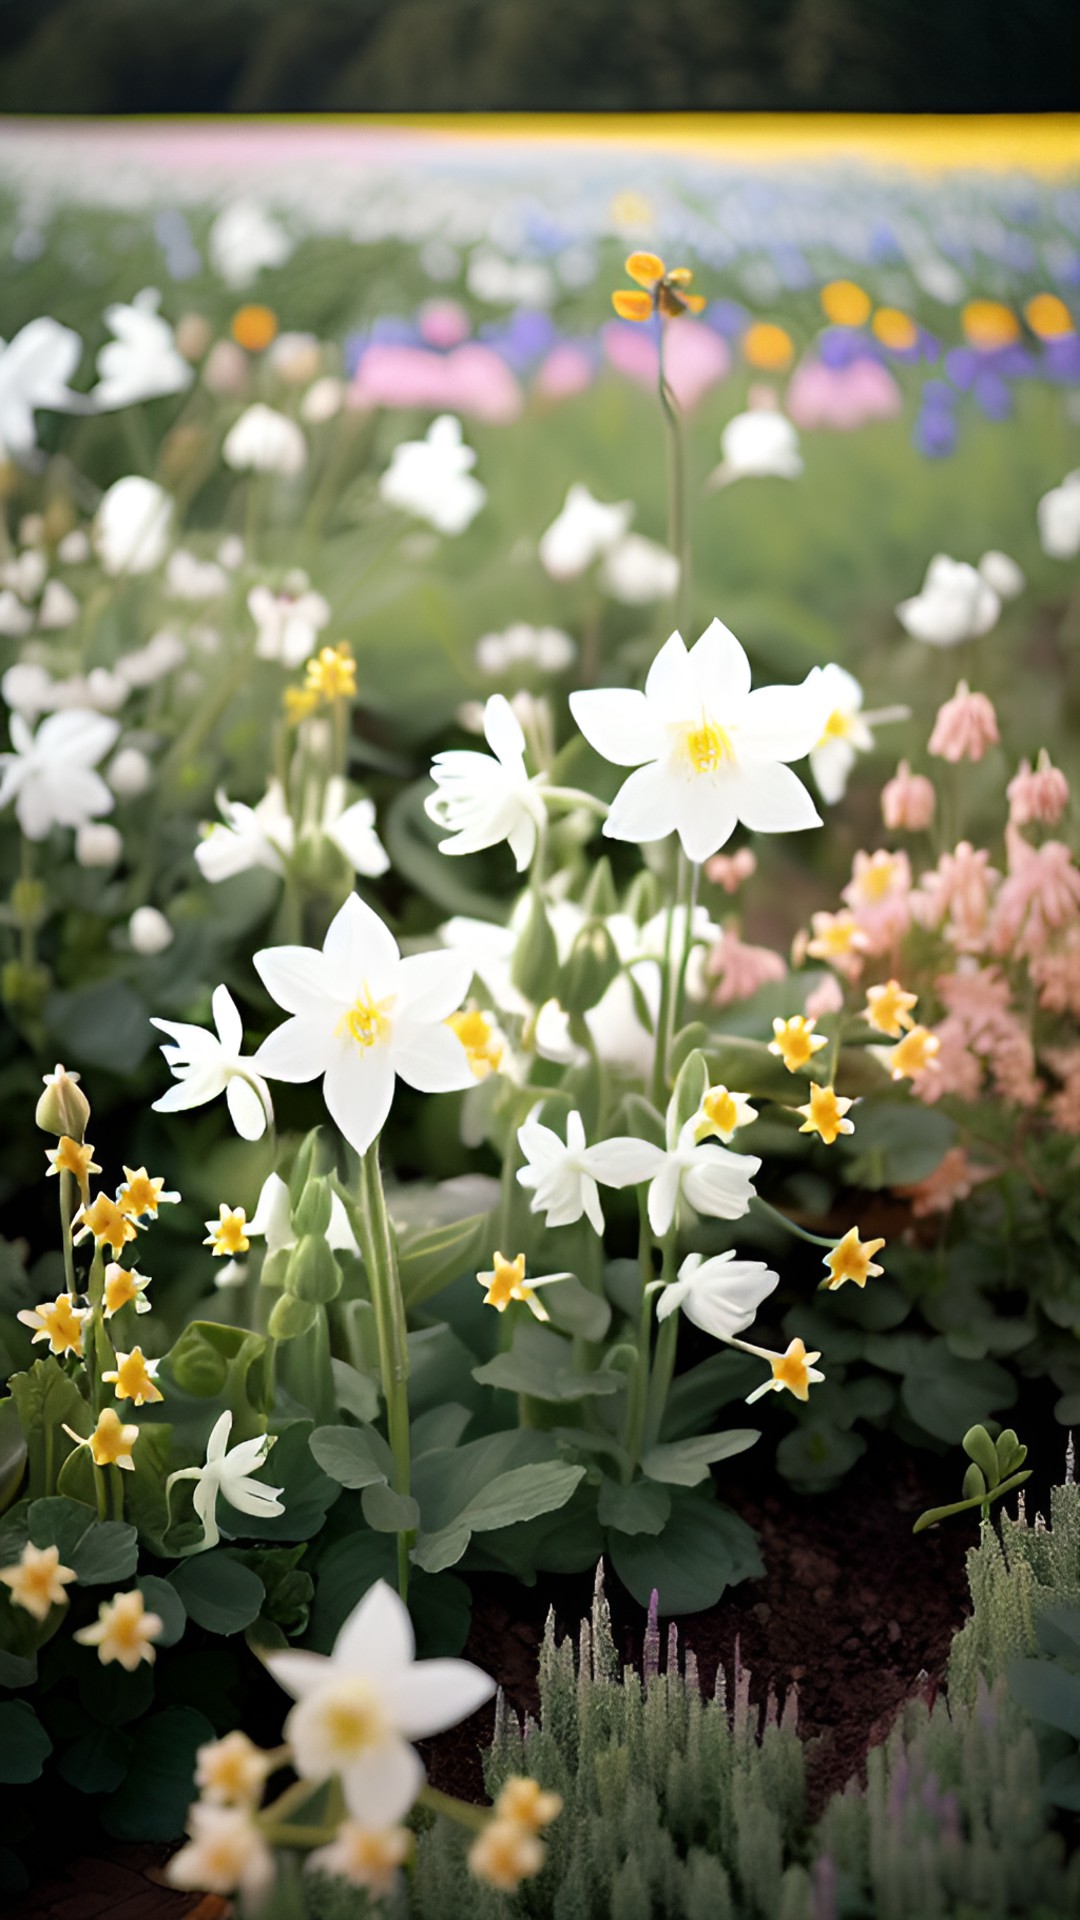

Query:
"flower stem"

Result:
[[750, 1194, 839, 1250], [418, 1784, 488, 1833], [643, 1231, 679, 1449], [59, 1170, 77, 1296], [358, 1142, 412, 1600], [622, 1194, 656, 1475], [657, 322, 690, 633]]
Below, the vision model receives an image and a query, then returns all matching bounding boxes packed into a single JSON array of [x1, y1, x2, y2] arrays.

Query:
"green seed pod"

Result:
[[511, 892, 558, 1004], [293, 1175, 333, 1239], [284, 1233, 342, 1305], [581, 857, 619, 920], [560, 922, 620, 1016], [962, 1424, 1000, 1489]]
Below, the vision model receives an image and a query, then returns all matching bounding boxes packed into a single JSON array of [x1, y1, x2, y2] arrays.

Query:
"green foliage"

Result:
[[913, 1424, 1031, 1533]]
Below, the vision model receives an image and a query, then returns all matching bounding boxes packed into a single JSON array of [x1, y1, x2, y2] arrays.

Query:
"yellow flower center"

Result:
[[855, 857, 901, 903], [110, 1596, 151, 1652], [865, 980, 918, 1037], [104, 1267, 140, 1315], [49, 1136, 99, 1186], [305, 643, 356, 703], [447, 1007, 502, 1079], [38, 1295, 86, 1356], [82, 1193, 138, 1254], [339, 987, 394, 1050], [891, 1026, 940, 1079], [681, 718, 734, 776], [109, 1349, 162, 1405], [696, 1089, 739, 1140], [824, 1228, 885, 1290], [820, 708, 853, 743], [321, 1680, 387, 1760], [210, 1210, 250, 1257]]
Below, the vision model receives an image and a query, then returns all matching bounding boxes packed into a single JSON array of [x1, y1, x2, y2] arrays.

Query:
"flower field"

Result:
[[0, 117, 1079, 1917]]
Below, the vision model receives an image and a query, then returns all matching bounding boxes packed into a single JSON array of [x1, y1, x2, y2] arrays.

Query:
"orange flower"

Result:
[[611, 252, 705, 324], [1024, 293, 1074, 341], [231, 305, 278, 353], [961, 301, 1019, 352], [742, 321, 794, 370]]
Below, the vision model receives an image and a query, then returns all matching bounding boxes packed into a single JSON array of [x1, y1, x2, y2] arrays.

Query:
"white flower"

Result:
[[208, 200, 292, 288], [656, 1249, 779, 1340], [1, 548, 46, 599], [129, 906, 173, 955], [151, 983, 273, 1140], [107, 746, 153, 798], [248, 1171, 358, 1258], [57, 528, 90, 564], [0, 709, 119, 840], [895, 555, 1000, 647], [425, 694, 546, 872], [301, 375, 345, 424], [570, 619, 826, 862], [196, 781, 294, 883], [117, 631, 186, 690], [711, 408, 803, 485], [94, 477, 172, 576], [322, 780, 390, 879], [264, 1579, 494, 1824], [0, 317, 82, 458], [808, 662, 910, 806], [91, 289, 193, 411], [75, 822, 122, 868], [475, 623, 575, 677], [0, 590, 32, 637], [166, 548, 229, 601], [166, 1803, 275, 1901], [306, 1820, 411, 1896], [598, 533, 680, 604], [38, 580, 79, 630], [1037, 470, 1080, 560], [978, 550, 1024, 599], [1, 661, 52, 718], [538, 483, 633, 581], [248, 583, 330, 666], [378, 415, 485, 535], [515, 1108, 660, 1234], [223, 404, 307, 477], [167, 1410, 284, 1551], [268, 332, 321, 385], [643, 1116, 760, 1238], [253, 893, 474, 1158]]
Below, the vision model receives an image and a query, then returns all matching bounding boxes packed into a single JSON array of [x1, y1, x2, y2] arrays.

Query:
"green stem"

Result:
[[650, 865, 677, 1110], [258, 1822, 336, 1849], [657, 322, 689, 633], [538, 786, 610, 819], [59, 1170, 77, 1296], [358, 1143, 412, 1599], [622, 1194, 656, 1475], [672, 854, 699, 1041], [643, 1231, 679, 1449], [749, 1195, 839, 1250], [418, 1784, 488, 1833]]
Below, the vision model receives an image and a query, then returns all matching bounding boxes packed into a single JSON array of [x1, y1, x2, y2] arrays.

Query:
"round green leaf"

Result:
[[170, 1551, 265, 1635]]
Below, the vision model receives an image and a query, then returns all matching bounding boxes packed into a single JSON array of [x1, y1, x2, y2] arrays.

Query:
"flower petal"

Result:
[[254, 1017, 333, 1083], [395, 949, 473, 1023], [322, 1043, 396, 1157], [482, 693, 526, 768], [263, 1647, 330, 1700], [211, 984, 244, 1056], [225, 1073, 270, 1140], [733, 762, 821, 836], [391, 1018, 473, 1094], [253, 944, 332, 1018], [380, 1658, 495, 1739], [605, 763, 681, 845], [333, 1578, 415, 1675], [688, 617, 752, 708], [339, 1737, 425, 1827], [568, 687, 665, 768]]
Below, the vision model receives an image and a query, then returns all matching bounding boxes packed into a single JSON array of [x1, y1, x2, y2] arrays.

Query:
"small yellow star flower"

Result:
[[309, 1821, 413, 1896], [75, 1192, 139, 1257], [864, 979, 918, 1038], [823, 1227, 885, 1291], [797, 1083, 855, 1146], [63, 1406, 140, 1471], [103, 1348, 164, 1407], [284, 685, 321, 725], [888, 1025, 941, 1082], [477, 1252, 554, 1322], [304, 642, 356, 703], [204, 1205, 250, 1258], [117, 1166, 178, 1219], [611, 252, 706, 323], [769, 1015, 828, 1073], [494, 1777, 563, 1832], [694, 1086, 757, 1145], [806, 911, 867, 965], [0, 1542, 77, 1621], [45, 1135, 101, 1201], [195, 1731, 275, 1807], [746, 1336, 824, 1404], [447, 1006, 503, 1080], [103, 1262, 152, 1318], [16, 1292, 90, 1358], [468, 1819, 546, 1893], [74, 1589, 163, 1671]]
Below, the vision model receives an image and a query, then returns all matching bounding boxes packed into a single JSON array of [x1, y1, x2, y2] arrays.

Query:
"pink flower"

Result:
[[1007, 749, 1069, 828], [534, 344, 595, 401], [786, 356, 902, 431], [706, 848, 757, 894], [914, 1017, 983, 1103], [347, 345, 523, 423], [841, 849, 912, 955], [708, 931, 786, 1007], [927, 682, 999, 765], [912, 843, 998, 952], [881, 759, 936, 832], [897, 1146, 994, 1217], [804, 973, 845, 1020], [991, 831, 1080, 959], [602, 321, 730, 410], [418, 300, 471, 349], [1030, 932, 1080, 1018], [1044, 1046, 1080, 1133]]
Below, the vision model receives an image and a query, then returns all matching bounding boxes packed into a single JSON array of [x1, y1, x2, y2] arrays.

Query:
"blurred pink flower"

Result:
[[1031, 932, 1080, 1017], [915, 1017, 983, 1104], [912, 842, 998, 952], [881, 759, 935, 832], [534, 344, 595, 401], [707, 930, 786, 1007], [897, 1146, 994, 1217], [928, 682, 999, 764], [418, 300, 471, 349], [786, 357, 902, 431], [602, 321, 730, 410], [348, 345, 523, 423], [1007, 749, 1069, 828], [804, 973, 845, 1020], [841, 849, 912, 954], [991, 831, 1080, 958], [1044, 1046, 1080, 1132], [706, 848, 757, 893]]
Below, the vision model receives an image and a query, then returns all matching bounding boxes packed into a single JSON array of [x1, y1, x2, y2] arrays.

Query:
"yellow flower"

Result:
[[694, 1086, 757, 1145], [308, 1821, 412, 1896], [16, 1292, 89, 1357], [204, 1205, 250, 1258], [864, 979, 918, 1038], [611, 251, 705, 323], [872, 307, 919, 352], [63, 1406, 140, 1471], [769, 1015, 828, 1074], [74, 1589, 163, 1671], [1025, 293, 1075, 341], [304, 641, 356, 703], [888, 1025, 941, 1082], [75, 1192, 139, 1256], [284, 685, 321, 724], [230, 304, 278, 352], [45, 1135, 101, 1201], [961, 300, 1019, 351], [823, 1227, 885, 1291], [468, 1818, 546, 1893], [746, 1336, 824, 1404], [103, 1348, 164, 1407], [477, 1252, 554, 1323], [494, 1776, 563, 1832], [447, 1006, 503, 1080], [820, 280, 871, 328], [103, 1263, 152, 1318], [195, 1730, 275, 1807], [117, 1166, 178, 1219], [797, 1083, 855, 1146], [806, 911, 867, 965], [743, 321, 794, 369], [0, 1542, 77, 1621]]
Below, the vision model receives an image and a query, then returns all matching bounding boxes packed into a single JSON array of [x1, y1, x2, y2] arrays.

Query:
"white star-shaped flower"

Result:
[[91, 289, 193, 411], [378, 415, 485, 535], [166, 1410, 284, 1551], [656, 1249, 778, 1341], [425, 694, 546, 872], [895, 555, 1000, 648], [0, 708, 119, 840], [151, 984, 273, 1141]]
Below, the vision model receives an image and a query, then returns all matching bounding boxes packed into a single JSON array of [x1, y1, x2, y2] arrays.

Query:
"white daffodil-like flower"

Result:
[[598, 533, 680, 605], [320, 781, 390, 879], [656, 1249, 778, 1341], [151, 984, 274, 1141], [94, 476, 173, 576], [538, 482, 633, 581], [166, 1803, 275, 1901], [196, 781, 294, 882], [248, 1170, 359, 1257], [808, 662, 910, 805], [475, 623, 576, 677], [710, 408, 803, 485], [515, 1108, 660, 1234], [208, 199, 292, 288], [38, 579, 79, 630], [91, 289, 194, 411], [253, 893, 474, 1157], [166, 1410, 284, 1552], [0, 317, 83, 459], [129, 906, 174, 955], [378, 415, 486, 535], [224, 404, 307, 476], [264, 1579, 495, 1826], [570, 619, 826, 862], [895, 555, 1001, 648], [642, 1115, 761, 1239], [248, 582, 330, 666], [1037, 470, 1080, 560], [1, 547, 46, 599], [0, 590, 32, 637], [0, 708, 119, 840], [425, 694, 547, 872], [978, 550, 1025, 599]]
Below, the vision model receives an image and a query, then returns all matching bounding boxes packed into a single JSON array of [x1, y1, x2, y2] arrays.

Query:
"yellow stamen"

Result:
[[681, 718, 734, 775], [447, 1007, 503, 1080], [339, 987, 394, 1050]]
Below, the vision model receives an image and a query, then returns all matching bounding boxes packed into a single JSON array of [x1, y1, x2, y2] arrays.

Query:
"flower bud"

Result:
[[3, 958, 50, 1019], [292, 1176, 333, 1239], [268, 1291, 318, 1341], [76, 822, 123, 869], [36, 1063, 91, 1140], [511, 894, 558, 1004], [284, 1234, 342, 1305], [108, 747, 153, 798], [129, 906, 173, 955], [559, 922, 619, 1017], [881, 759, 935, 832], [580, 856, 619, 919]]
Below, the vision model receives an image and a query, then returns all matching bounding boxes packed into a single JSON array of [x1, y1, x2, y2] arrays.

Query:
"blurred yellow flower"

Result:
[[821, 281, 871, 327], [611, 252, 705, 323], [231, 304, 278, 352], [961, 300, 1019, 351], [743, 322, 794, 369], [0, 1542, 76, 1621]]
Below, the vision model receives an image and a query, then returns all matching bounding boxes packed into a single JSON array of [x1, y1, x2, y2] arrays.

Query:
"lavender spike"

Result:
[[643, 1588, 661, 1683]]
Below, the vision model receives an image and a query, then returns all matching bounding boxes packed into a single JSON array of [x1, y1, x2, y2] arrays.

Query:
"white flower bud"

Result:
[[129, 906, 173, 955], [301, 375, 345, 424], [108, 747, 153, 797], [76, 822, 123, 868]]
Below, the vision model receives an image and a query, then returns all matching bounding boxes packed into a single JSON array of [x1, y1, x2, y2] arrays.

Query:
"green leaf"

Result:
[[1010, 1659, 1080, 1742], [7, 1359, 89, 1499], [412, 1404, 472, 1457], [58, 1725, 132, 1796], [46, 977, 152, 1073], [102, 1707, 217, 1842], [610, 1492, 763, 1614], [0, 1399, 27, 1518], [1036, 1606, 1080, 1665], [138, 1575, 187, 1649], [330, 1359, 380, 1425], [661, 1351, 763, 1440], [361, 1483, 420, 1532], [841, 1099, 956, 1189], [309, 1423, 394, 1490], [777, 1422, 868, 1490], [0, 1701, 52, 1782], [703, 1037, 797, 1103], [27, 1497, 138, 1585], [473, 1321, 624, 1403], [305, 1531, 396, 1653], [413, 1462, 585, 1574], [170, 1550, 265, 1635], [641, 1429, 759, 1486], [901, 1345, 1016, 1444], [399, 1213, 492, 1310], [543, 1274, 612, 1341], [597, 1478, 671, 1536], [236, 1420, 339, 1541], [162, 1321, 271, 1414], [668, 1048, 709, 1138]]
